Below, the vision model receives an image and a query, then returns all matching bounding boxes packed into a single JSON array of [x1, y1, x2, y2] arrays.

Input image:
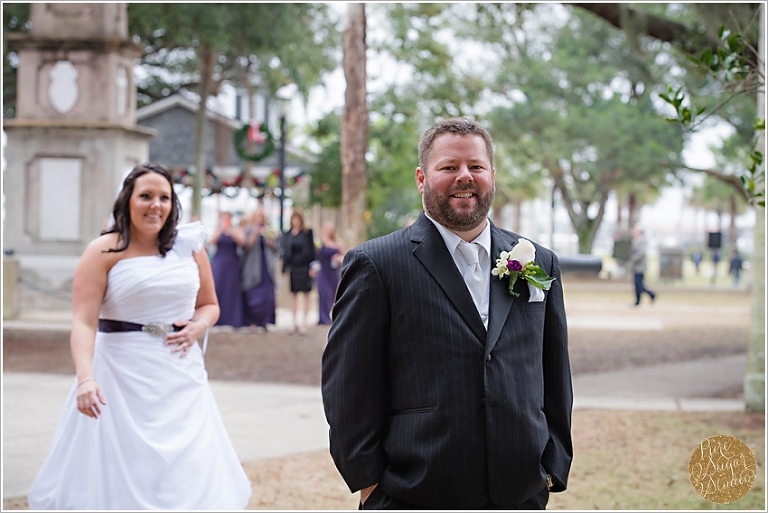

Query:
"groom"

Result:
[[321, 118, 572, 509]]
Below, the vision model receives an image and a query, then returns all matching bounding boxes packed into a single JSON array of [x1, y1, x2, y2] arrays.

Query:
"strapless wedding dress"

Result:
[[28, 222, 252, 509]]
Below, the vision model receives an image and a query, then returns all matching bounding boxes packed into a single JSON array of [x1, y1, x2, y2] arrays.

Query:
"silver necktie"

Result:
[[457, 242, 485, 317]]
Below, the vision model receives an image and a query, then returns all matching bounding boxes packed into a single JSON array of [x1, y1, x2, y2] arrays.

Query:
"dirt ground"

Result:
[[2, 283, 760, 509], [2, 288, 751, 386]]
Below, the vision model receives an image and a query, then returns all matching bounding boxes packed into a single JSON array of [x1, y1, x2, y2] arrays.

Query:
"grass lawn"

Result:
[[548, 410, 765, 510]]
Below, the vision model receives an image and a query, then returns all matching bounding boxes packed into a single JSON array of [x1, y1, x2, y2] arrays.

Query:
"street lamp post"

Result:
[[278, 112, 287, 234], [275, 94, 291, 234]]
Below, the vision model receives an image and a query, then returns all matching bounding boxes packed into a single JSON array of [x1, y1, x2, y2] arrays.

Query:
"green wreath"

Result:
[[233, 123, 276, 162]]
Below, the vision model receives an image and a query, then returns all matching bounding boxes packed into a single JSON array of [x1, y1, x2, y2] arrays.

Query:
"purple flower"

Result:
[[508, 259, 523, 271]]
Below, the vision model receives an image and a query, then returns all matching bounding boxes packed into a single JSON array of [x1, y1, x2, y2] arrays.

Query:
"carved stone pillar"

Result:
[[2, 3, 155, 314]]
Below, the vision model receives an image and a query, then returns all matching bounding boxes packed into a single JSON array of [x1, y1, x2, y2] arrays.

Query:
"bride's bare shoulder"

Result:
[[81, 233, 124, 265]]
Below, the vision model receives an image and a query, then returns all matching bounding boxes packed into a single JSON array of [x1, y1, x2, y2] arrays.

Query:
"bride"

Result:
[[28, 163, 252, 509]]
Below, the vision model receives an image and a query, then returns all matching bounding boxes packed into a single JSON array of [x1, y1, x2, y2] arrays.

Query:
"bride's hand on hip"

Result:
[[165, 319, 203, 358], [76, 379, 106, 419]]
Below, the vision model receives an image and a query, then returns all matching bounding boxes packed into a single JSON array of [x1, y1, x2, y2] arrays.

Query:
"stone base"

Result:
[[15, 255, 77, 315]]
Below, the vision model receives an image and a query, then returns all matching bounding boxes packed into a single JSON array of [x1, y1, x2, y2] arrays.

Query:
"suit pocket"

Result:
[[388, 406, 435, 416]]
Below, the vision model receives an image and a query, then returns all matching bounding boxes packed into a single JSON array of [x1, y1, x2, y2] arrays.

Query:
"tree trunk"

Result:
[[513, 199, 522, 234], [577, 222, 598, 254], [627, 193, 639, 230], [727, 195, 738, 253], [341, 3, 368, 248], [553, 172, 609, 255], [192, 44, 216, 219], [716, 210, 723, 238], [491, 199, 506, 228], [615, 193, 624, 237], [745, 4, 765, 413]]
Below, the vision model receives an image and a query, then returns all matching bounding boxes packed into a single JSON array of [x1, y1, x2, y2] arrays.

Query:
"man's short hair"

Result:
[[418, 117, 494, 170]]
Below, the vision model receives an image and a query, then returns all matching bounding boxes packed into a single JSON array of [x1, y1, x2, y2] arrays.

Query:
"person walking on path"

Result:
[[210, 211, 245, 328], [322, 118, 572, 509], [281, 209, 317, 335], [729, 250, 744, 287], [711, 248, 722, 285], [316, 221, 344, 325], [691, 248, 703, 274], [27, 163, 251, 509], [629, 226, 656, 306], [241, 208, 278, 331]]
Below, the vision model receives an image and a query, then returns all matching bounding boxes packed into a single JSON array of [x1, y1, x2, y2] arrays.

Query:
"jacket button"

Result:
[[485, 354, 492, 362]]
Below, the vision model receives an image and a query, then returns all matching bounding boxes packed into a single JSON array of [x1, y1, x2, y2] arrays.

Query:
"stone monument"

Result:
[[3, 3, 155, 315]]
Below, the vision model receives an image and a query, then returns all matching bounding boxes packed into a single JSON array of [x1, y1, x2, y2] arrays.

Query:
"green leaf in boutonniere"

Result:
[[491, 239, 555, 297]]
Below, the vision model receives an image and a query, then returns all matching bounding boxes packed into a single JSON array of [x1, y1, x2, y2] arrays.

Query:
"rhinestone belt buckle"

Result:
[[141, 322, 174, 337]]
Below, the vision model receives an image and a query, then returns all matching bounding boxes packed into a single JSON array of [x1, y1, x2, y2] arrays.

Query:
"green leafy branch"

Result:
[[659, 26, 762, 130], [741, 122, 765, 207], [659, 24, 764, 207]]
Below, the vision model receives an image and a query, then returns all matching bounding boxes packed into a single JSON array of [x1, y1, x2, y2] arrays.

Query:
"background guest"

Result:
[[241, 209, 278, 332], [210, 211, 245, 328], [281, 209, 316, 335], [729, 249, 744, 287], [691, 248, 703, 275], [629, 226, 657, 306], [316, 221, 344, 325], [711, 248, 721, 285]]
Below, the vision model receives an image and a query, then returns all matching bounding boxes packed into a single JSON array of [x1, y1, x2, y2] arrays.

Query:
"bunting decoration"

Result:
[[169, 166, 305, 197]]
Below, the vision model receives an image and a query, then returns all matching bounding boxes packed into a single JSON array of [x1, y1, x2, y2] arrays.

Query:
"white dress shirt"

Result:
[[425, 213, 491, 328]]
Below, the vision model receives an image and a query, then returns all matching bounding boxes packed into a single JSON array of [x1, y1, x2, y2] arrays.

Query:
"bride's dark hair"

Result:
[[102, 163, 181, 256]]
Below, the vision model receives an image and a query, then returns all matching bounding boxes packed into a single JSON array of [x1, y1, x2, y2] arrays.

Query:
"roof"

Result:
[[136, 94, 241, 129], [135, 93, 317, 164]]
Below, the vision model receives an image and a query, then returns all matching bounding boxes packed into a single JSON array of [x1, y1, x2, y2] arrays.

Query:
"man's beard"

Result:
[[423, 181, 494, 231]]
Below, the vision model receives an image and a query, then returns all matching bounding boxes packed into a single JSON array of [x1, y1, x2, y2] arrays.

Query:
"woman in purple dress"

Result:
[[240, 209, 278, 331], [210, 211, 244, 328], [316, 222, 344, 325]]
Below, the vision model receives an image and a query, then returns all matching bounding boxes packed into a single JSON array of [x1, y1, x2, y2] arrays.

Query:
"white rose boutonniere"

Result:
[[491, 239, 555, 297]]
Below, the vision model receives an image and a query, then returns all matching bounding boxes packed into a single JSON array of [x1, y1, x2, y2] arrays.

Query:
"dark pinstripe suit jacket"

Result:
[[321, 212, 572, 509]]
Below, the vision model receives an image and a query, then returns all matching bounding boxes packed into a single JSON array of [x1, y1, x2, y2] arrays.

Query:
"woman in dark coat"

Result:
[[281, 209, 316, 335]]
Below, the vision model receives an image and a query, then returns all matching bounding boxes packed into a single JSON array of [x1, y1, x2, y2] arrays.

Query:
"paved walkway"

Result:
[[572, 353, 746, 411], [2, 373, 329, 498], [2, 309, 746, 499]]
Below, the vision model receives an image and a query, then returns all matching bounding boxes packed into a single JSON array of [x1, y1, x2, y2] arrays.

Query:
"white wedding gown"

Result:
[[28, 222, 252, 510]]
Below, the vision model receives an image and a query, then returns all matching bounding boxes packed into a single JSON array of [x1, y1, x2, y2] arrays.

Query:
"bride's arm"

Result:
[[70, 237, 112, 418], [192, 248, 220, 328], [165, 248, 220, 357]]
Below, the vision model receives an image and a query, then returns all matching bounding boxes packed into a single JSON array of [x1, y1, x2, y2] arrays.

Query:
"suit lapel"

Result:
[[411, 214, 486, 342], [486, 226, 524, 356]]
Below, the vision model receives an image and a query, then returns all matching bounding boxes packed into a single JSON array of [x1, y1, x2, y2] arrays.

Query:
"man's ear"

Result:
[[416, 167, 425, 193]]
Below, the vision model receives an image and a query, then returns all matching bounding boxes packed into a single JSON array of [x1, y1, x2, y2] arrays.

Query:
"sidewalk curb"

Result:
[[574, 396, 745, 411]]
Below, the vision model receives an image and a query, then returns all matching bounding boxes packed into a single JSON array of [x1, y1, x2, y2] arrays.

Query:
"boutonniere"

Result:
[[491, 239, 555, 297]]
